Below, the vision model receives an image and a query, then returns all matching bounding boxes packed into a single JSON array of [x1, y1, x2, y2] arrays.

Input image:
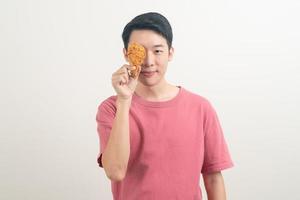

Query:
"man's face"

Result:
[[124, 29, 174, 87]]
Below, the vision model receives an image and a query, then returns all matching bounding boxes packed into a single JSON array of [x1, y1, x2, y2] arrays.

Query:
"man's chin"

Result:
[[138, 79, 160, 87]]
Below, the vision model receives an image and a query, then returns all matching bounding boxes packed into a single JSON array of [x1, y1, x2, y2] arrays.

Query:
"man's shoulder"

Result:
[[182, 87, 211, 106], [182, 88, 218, 116], [97, 95, 118, 112]]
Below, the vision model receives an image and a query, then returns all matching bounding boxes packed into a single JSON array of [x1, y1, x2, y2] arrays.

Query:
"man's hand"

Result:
[[111, 65, 139, 100]]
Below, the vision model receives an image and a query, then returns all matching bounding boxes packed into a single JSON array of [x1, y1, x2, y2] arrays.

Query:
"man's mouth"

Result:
[[141, 70, 158, 73], [141, 70, 157, 77]]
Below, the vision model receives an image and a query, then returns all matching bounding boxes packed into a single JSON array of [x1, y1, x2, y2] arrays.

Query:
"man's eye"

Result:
[[155, 50, 163, 54]]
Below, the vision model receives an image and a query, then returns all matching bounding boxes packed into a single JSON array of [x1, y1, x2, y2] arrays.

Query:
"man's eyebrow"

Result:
[[152, 44, 165, 48]]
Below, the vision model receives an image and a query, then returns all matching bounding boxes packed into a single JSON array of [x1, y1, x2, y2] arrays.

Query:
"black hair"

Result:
[[122, 12, 173, 50]]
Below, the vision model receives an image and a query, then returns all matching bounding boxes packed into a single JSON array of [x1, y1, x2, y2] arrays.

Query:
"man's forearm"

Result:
[[203, 172, 227, 200], [102, 97, 131, 181]]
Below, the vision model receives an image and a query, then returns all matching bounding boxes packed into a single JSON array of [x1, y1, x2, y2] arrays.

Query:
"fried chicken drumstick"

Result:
[[127, 43, 146, 79]]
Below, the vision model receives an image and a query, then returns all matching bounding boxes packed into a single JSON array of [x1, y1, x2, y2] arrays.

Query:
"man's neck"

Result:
[[134, 80, 179, 101]]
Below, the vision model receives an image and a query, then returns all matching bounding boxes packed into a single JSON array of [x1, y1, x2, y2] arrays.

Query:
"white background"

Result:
[[1, 0, 299, 199]]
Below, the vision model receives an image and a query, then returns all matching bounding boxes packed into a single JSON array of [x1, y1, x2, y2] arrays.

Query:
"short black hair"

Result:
[[122, 12, 173, 50]]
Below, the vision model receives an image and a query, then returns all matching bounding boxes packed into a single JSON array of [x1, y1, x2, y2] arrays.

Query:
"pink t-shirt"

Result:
[[96, 86, 233, 200]]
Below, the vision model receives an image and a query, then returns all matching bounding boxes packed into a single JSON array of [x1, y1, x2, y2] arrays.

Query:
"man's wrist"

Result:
[[116, 96, 132, 109]]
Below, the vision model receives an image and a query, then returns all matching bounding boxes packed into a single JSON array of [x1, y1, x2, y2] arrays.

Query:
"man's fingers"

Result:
[[112, 74, 129, 85], [111, 64, 139, 83]]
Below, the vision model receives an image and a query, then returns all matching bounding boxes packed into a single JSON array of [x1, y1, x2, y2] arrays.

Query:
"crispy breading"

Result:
[[127, 43, 146, 79]]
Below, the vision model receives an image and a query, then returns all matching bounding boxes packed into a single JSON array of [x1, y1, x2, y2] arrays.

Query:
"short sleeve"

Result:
[[201, 101, 234, 174], [96, 98, 116, 168]]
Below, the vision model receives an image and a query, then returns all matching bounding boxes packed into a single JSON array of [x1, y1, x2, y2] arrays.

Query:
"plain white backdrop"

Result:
[[1, 0, 299, 199]]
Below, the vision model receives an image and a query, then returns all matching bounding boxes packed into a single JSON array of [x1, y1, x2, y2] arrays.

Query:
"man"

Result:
[[96, 12, 233, 200]]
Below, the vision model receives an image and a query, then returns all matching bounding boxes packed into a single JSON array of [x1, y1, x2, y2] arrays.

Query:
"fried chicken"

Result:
[[127, 43, 146, 79]]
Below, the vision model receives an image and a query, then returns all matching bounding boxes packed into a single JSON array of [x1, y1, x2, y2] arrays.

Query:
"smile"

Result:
[[141, 71, 157, 78]]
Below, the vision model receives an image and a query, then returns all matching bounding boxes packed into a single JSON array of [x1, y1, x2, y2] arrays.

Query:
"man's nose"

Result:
[[142, 52, 154, 67]]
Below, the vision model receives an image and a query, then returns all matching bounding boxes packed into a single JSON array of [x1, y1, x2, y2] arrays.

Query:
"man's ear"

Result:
[[168, 47, 174, 61], [123, 48, 129, 62]]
